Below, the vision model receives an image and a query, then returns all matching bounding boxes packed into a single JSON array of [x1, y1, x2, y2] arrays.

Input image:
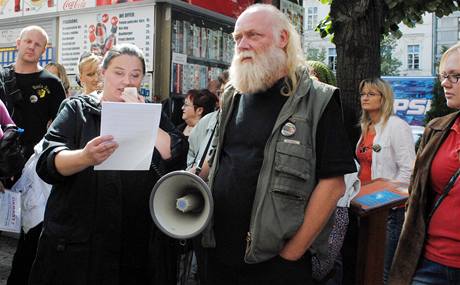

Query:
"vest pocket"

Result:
[[274, 141, 312, 181], [270, 188, 306, 238]]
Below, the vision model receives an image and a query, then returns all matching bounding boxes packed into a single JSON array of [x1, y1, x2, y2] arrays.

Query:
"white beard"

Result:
[[229, 44, 287, 94]]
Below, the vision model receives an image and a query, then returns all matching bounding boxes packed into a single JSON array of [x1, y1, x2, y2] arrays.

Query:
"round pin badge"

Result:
[[30, 95, 38, 103], [372, 144, 382, 152], [281, 122, 296, 137]]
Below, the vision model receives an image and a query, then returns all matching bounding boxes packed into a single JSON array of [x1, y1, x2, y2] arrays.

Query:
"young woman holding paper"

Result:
[[29, 44, 188, 285], [356, 78, 415, 284]]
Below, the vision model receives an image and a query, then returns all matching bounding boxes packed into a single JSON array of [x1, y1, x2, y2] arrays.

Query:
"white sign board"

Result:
[[59, 6, 154, 74]]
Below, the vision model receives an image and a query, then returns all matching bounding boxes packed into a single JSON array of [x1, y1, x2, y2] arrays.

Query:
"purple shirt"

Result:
[[0, 100, 14, 139]]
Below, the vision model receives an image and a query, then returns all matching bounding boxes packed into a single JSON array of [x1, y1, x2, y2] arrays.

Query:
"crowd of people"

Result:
[[0, 3, 459, 285]]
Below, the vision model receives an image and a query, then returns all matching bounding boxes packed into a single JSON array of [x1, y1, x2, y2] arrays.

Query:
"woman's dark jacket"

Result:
[[389, 111, 460, 285], [29, 95, 188, 285]]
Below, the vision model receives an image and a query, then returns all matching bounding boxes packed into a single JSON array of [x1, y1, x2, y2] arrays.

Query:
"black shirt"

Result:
[[11, 70, 66, 159], [212, 82, 356, 265]]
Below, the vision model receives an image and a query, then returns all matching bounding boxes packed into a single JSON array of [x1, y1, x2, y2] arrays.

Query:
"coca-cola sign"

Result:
[[62, 0, 87, 10], [59, 0, 95, 11]]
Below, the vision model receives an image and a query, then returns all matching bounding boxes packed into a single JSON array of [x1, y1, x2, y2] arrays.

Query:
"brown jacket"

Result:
[[388, 111, 460, 285]]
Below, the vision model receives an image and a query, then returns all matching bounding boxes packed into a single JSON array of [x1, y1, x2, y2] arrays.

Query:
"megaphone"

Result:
[[149, 170, 213, 239]]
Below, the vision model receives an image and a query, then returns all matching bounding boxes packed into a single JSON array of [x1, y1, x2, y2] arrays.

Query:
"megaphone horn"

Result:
[[149, 170, 213, 239]]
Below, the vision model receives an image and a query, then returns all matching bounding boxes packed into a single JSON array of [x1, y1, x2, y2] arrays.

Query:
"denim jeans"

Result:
[[384, 207, 405, 284], [412, 258, 460, 285]]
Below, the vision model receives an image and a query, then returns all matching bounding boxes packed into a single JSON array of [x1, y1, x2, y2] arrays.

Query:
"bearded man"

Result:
[[197, 4, 356, 285]]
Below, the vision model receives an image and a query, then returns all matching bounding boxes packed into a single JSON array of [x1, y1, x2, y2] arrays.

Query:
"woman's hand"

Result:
[[121, 88, 145, 103], [55, 135, 118, 176], [82, 135, 118, 166]]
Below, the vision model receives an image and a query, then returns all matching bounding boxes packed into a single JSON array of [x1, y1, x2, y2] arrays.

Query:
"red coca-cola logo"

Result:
[[62, 0, 87, 10]]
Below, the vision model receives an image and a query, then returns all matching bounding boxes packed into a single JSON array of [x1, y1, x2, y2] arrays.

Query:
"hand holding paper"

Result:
[[83, 135, 118, 166], [95, 102, 162, 171]]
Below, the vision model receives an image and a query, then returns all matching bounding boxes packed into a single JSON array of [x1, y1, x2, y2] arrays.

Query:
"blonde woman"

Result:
[[77, 53, 103, 95], [356, 78, 415, 283], [389, 43, 460, 285], [45, 62, 71, 97]]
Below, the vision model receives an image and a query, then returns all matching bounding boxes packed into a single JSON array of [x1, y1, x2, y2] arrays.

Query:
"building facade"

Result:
[[435, 11, 460, 63]]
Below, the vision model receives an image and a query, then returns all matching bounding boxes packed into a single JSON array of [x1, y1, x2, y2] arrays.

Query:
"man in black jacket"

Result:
[[4, 25, 66, 285]]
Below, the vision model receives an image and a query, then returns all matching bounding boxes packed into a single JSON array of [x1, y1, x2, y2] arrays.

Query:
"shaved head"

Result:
[[18, 25, 49, 46]]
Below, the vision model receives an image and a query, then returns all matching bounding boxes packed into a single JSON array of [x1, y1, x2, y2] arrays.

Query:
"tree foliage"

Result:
[[318, 0, 460, 40], [306, 46, 327, 62], [314, 0, 460, 116], [380, 34, 402, 76], [307, 60, 337, 86]]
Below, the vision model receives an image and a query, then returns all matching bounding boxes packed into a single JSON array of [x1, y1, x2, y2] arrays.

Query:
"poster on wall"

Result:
[[59, 6, 154, 74], [23, 0, 57, 15], [0, 0, 23, 19], [384, 76, 436, 126], [0, 28, 22, 46], [280, 0, 304, 36], [140, 72, 152, 101]]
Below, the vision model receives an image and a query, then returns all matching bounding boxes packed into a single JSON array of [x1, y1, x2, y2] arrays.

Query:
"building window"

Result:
[[328, 48, 337, 72], [407, 44, 420, 70], [307, 7, 318, 31]]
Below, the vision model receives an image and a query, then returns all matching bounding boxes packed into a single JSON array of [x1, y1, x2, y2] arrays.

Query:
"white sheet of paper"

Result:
[[95, 102, 162, 171], [0, 190, 21, 233]]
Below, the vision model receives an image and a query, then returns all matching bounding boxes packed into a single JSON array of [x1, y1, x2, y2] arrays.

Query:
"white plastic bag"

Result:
[[0, 189, 21, 233]]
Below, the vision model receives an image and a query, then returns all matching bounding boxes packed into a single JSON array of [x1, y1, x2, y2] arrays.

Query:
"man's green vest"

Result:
[[203, 66, 339, 271]]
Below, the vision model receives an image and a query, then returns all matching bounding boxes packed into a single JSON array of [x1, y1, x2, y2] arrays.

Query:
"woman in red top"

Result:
[[389, 43, 460, 285], [356, 78, 415, 284]]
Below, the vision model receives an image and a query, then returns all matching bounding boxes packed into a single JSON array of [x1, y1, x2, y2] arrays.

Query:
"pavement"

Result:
[[0, 233, 17, 285]]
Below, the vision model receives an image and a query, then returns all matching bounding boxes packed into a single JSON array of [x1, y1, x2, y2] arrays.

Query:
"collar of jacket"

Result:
[[292, 66, 313, 99], [427, 110, 460, 132], [68, 94, 102, 115]]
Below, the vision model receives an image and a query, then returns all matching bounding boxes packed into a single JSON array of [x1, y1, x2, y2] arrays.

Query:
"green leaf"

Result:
[[316, 15, 334, 38]]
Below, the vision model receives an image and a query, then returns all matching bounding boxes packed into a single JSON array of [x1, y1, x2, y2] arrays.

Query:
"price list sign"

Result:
[[59, 5, 154, 74]]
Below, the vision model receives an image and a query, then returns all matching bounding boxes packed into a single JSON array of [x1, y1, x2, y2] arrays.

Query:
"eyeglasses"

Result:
[[438, 73, 460, 84], [360, 92, 381, 98], [183, 102, 194, 108]]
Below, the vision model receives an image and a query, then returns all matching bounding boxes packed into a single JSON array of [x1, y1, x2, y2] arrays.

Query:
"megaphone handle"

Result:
[[179, 239, 187, 246]]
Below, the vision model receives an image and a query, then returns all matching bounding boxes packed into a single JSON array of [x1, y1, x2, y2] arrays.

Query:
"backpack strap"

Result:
[[0, 66, 7, 104], [1, 64, 24, 115]]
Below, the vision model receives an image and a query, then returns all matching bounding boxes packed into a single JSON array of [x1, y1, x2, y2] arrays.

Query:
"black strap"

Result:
[[1, 64, 24, 117], [194, 110, 220, 176], [427, 168, 460, 222]]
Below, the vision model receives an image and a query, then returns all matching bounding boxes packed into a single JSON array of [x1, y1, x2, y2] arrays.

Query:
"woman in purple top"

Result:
[[0, 100, 14, 139]]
